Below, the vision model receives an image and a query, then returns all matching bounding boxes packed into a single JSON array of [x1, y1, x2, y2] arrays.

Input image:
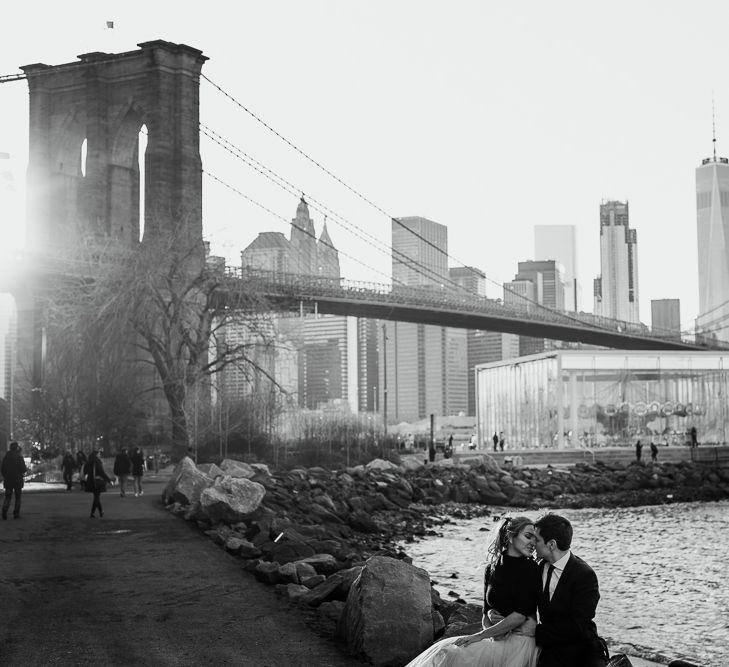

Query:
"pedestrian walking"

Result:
[[498, 431, 505, 451], [635, 439, 643, 462], [113, 447, 132, 497], [690, 426, 698, 448], [130, 446, 145, 496], [492, 431, 499, 452], [2, 441, 28, 520], [83, 449, 112, 518], [61, 451, 76, 491], [650, 442, 658, 462]]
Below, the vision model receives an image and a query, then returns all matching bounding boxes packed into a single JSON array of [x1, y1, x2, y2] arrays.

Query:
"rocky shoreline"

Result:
[[162, 454, 724, 666]]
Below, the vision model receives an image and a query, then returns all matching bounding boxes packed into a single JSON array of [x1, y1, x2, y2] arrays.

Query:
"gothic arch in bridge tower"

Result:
[[22, 39, 208, 252]]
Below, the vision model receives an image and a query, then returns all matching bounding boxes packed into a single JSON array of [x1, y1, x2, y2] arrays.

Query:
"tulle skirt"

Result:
[[405, 631, 540, 667]]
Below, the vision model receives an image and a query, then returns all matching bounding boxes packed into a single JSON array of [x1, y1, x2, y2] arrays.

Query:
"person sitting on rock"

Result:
[[405, 515, 542, 667]]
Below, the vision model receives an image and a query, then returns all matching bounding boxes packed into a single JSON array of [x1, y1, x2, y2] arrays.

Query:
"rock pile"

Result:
[[163, 454, 729, 666]]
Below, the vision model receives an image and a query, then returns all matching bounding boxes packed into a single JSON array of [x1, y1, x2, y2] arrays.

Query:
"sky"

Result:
[[2, 1, 729, 331]]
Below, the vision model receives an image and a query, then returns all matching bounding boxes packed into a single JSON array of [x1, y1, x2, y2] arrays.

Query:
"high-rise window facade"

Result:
[[651, 299, 681, 338], [593, 200, 639, 323], [385, 217, 467, 422]]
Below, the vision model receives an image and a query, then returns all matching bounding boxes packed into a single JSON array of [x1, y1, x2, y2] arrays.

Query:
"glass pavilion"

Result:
[[475, 350, 729, 449]]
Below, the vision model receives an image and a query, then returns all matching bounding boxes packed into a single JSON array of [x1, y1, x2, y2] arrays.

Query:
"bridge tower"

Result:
[[10, 41, 208, 442], [22, 39, 207, 250]]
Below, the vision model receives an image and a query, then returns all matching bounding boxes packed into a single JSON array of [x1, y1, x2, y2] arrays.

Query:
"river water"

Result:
[[399, 500, 728, 666]]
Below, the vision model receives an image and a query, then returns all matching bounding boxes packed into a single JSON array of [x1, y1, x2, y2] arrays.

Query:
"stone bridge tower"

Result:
[[22, 39, 207, 251], [10, 41, 207, 439]]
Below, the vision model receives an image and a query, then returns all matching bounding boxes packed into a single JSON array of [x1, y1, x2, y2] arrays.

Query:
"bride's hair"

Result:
[[486, 515, 534, 569]]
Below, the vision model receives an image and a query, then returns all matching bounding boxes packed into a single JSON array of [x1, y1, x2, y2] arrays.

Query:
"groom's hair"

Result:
[[535, 513, 573, 550]]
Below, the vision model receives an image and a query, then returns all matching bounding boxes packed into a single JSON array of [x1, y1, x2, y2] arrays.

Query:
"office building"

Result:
[[384, 217, 467, 423], [651, 299, 681, 337], [392, 216, 448, 286], [505, 260, 565, 356], [230, 198, 376, 414], [695, 147, 729, 341], [593, 200, 639, 323], [449, 266, 487, 297], [534, 225, 578, 311], [449, 267, 517, 415]]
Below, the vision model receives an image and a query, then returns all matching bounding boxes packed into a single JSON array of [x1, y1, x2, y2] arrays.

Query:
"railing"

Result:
[[223, 267, 728, 350]]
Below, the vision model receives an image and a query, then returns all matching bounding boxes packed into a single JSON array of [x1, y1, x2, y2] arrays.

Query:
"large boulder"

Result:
[[162, 457, 214, 505], [219, 459, 255, 479], [197, 463, 225, 479], [365, 458, 400, 471], [339, 556, 433, 666], [199, 476, 266, 524]]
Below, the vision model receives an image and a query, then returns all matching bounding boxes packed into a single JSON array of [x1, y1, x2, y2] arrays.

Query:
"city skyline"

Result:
[[4, 2, 729, 331]]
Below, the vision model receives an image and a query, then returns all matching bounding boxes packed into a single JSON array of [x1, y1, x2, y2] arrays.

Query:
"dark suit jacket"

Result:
[[535, 553, 606, 667]]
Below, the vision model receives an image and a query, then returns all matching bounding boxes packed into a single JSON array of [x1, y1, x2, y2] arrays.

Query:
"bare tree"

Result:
[[85, 233, 278, 458]]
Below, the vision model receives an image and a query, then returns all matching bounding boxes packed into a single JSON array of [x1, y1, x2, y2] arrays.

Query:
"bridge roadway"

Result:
[[1, 251, 723, 351], [223, 268, 722, 351]]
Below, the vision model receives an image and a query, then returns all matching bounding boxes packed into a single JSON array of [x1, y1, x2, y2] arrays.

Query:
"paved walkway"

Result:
[[0, 479, 363, 666]]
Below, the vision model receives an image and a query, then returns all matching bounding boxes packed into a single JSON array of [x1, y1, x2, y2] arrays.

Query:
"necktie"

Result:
[[543, 564, 555, 602]]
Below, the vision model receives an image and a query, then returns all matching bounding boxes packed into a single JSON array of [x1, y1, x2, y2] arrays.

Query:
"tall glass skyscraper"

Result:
[[593, 200, 639, 323], [534, 225, 578, 311], [695, 151, 729, 341]]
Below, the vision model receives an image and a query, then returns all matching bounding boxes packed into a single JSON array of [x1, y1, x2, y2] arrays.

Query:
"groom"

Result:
[[533, 513, 608, 667]]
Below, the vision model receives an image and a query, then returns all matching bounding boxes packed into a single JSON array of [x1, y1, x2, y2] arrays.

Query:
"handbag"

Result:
[[93, 477, 107, 493]]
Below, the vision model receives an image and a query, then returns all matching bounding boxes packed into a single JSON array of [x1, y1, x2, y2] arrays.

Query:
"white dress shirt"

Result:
[[543, 550, 571, 600]]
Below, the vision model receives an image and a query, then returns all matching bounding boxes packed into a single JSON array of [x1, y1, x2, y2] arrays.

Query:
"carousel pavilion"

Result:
[[475, 350, 729, 449]]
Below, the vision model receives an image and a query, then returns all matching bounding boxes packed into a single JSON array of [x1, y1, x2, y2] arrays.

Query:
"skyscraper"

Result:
[[695, 146, 729, 340], [384, 217, 467, 423], [593, 200, 639, 323], [534, 225, 578, 311], [651, 299, 681, 338], [506, 260, 565, 355], [232, 198, 377, 414], [392, 216, 448, 286]]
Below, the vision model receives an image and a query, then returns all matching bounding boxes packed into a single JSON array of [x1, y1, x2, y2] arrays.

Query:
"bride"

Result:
[[405, 515, 541, 667]]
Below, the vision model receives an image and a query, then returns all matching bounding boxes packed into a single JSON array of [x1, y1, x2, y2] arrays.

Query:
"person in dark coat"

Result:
[[113, 447, 132, 497], [650, 442, 658, 462], [61, 451, 76, 491], [533, 513, 608, 667], [635, 439, 643, 462], [2, 441, 28, 520], [83, 449, 112, 518], [130, 446, 145, 497]]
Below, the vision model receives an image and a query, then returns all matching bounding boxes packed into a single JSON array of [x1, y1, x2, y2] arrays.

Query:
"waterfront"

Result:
[[400, 500, 729, 666]]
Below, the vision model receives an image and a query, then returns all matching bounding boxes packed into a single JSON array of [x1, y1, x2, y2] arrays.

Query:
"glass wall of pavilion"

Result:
[[475, 351, 729, 449]]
